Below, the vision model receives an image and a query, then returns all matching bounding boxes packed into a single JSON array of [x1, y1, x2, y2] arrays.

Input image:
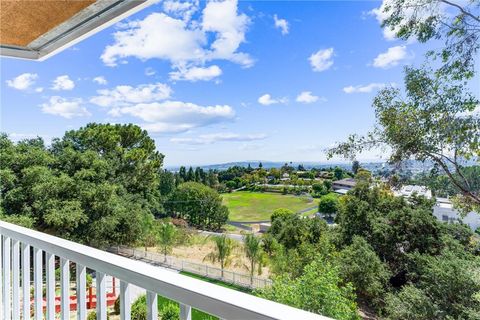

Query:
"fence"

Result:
[[109, 246, 273, 289]]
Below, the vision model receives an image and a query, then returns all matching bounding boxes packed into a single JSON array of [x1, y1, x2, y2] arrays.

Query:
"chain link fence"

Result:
[[108, 246, 272, 289]]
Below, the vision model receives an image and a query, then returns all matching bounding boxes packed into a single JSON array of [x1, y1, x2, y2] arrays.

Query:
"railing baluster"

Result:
[[146, 291, 157, 320], [3, 236, 11, 320], [180, 303, 192, 320], [96, 272, 107, 320], [22, 244, 30, 320], [60, 258, 70, 320], [120, 281, 131, 320], [33, 248, 42, 320], [46, 253, 55, 320], [12, 240, 20, 320], [76, 264, 86, 320]]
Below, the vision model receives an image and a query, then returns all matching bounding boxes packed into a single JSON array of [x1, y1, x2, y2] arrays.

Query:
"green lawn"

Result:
[[222, 191, 318, 222]]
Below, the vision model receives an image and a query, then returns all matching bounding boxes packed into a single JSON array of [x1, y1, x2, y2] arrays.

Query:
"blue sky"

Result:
[[0, 0, 449, 166]]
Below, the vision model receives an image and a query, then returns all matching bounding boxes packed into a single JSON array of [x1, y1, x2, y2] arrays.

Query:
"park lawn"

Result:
[[222, 191, 318, 222]]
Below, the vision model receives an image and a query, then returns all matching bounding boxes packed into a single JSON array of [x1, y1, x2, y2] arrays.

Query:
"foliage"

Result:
[[166, 182, 228, 230], [243, 233, 264, 285], [352, 161, 360, 175], [318, 193, 339, 218], [258, 256, 360, 320], [204, 234, 235, 277], [339, 236, 390, 308], [160, 303, 180, 320], [157, 222, 177, 262], [270, 208, 294, 222], [378, 0, 480, 79], [0, 123, 163, 247], [328, 65, 480, 211]]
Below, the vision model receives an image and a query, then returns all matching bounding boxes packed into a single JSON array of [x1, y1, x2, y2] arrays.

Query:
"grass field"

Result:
[[222, 191, 318, 222]]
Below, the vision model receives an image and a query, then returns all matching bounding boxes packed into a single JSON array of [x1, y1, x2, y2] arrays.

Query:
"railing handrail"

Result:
[[0, 221, 329, 320]]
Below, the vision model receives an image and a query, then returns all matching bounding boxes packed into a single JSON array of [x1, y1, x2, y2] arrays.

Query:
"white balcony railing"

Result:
[[0, 221, 329, 320]]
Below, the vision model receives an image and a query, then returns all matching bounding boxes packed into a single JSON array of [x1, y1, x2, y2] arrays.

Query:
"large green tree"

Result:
[[166, 182, 228, 230], [0, 123, 163, 247], [329, 66, 480, 211]]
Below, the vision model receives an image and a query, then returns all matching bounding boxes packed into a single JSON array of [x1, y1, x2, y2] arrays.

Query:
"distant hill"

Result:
[[167, 161, 386, 172]]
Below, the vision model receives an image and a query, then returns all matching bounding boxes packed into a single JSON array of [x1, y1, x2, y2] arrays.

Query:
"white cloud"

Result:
[[296, 91, 324, 104], [163, 0, 199, 21], [51, 75, 75, 91], [90, 82, 172, 107], [35, 87, 44, 93], [343, 82, 393, 94], [93, 76, 108, 85], [171, 132, 267, 145], [372, 45, 409, 68], [116, 101, 235, 133], [258, 94, 287, 106], [40, 96, 90, 118], [169, 65, 222, 81], [273, 14, 289, 35], [6, 73, 38, 90], [101, 0, 253, 72], [309, 48, 334, 72]]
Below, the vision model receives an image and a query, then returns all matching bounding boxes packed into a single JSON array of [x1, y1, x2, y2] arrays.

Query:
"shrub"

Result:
[[161, 303, 180, 320], [131, 294, 148, 320]]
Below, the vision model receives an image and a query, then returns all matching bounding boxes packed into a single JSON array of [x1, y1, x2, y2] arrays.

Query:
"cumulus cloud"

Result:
[[90, 83, 172, 107], [114, 101, 235, 133], [372, 45, 409, 68], [171, 132, 267, 145], [163, 0, 199, 21], [40, 96, 90, 118], [93, 76, 108, 85], [101, 0, 252, 75], [296, 91, 324, 104], [309, 48, 334, 72], [273, 14, 289, 35], [169, 65, 222, 81], [6, 73, 38, 90], [258, 94, 287, 106], [343, 82, 394, 93], [51, 75, 75, 91]]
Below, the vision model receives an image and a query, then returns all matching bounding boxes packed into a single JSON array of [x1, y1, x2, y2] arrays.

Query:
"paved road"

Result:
[[199, 230, 244, 241]]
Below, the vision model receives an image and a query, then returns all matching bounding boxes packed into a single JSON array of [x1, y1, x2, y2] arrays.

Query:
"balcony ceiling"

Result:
[[0, 0, 151, 60]]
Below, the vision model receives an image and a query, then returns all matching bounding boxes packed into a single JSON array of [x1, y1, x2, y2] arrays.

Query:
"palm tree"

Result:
[[157, 222, 177, 263], [204, 235, 235, 278], [243, 233, 263, 286]]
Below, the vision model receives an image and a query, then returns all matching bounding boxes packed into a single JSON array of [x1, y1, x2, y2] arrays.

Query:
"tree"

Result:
[[166, 182, 229, 230], [329, 66, 480, 212], [351, 161, 360, 175], [257, 257, 359, 320], [157, 222, 176, 262], [204, 235, 235, 278], [243, 233, 263, 285], [159, 169, 176, 198], [0, 124, 163, 247], [385, 250, 480, 320], [333, 167, 344, 180], [270, 208, 294, 223], [318, 193, 339, 219], [377, 0, 480, 80], [339, 236, 390, 308]]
